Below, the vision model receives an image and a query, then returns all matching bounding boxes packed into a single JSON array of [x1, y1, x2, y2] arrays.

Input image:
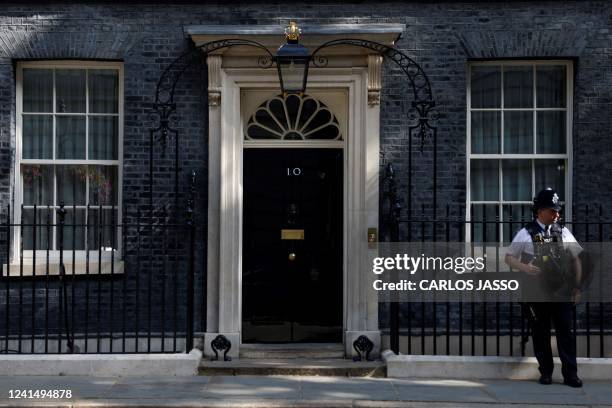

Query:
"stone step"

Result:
[[238, 343, 345, 359], [199, 358, 386, 377]]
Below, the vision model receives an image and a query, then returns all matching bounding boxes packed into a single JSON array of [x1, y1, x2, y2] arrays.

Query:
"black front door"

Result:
[[242, 148, 343, 343]]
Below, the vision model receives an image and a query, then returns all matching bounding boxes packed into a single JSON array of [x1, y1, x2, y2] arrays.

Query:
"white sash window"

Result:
[[14, 61, 123, 263], [467, 61, 572, 242]]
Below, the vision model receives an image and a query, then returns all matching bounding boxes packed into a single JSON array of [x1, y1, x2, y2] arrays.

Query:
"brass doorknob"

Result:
[[288, 252, 297, 261]]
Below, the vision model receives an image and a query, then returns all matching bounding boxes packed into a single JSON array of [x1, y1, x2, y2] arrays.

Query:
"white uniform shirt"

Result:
[[507, 219, 583, 259]]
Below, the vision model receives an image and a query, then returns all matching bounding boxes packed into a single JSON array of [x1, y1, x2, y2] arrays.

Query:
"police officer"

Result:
[[505, 187, 583, 387]]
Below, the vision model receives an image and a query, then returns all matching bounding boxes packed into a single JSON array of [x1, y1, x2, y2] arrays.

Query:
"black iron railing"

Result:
[[383, 164, 612, 358], [0, 202, 201, 354]]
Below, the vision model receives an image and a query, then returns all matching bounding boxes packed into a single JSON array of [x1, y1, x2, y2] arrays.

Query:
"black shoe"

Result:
[[563, 376, 583, 388], [539, 375, 552, 385]]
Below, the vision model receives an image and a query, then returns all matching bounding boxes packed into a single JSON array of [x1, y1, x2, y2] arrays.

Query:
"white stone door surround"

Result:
[[186, 24, 404, 358]]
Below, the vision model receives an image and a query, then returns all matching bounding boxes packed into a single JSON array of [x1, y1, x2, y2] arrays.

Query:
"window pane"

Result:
[[471, 111, 500, 153], [502, 159, 531, 201], [503, 111, 533, 153], [22, 165, 53, 206], [87, 209, 119, 251], [22, 208, 51, 251], [472, 204, 499, 242], [503, 204, 533, 243], [56, 116, 86, 159], [471, 160, 499, 201], [471, 66, 501, 109], [89, 69, 118, 113], [56, 165, 87, 206], [56, 209, 86, 251], [535, 159, 565, 201], [536, 111, 566, 153], [22, 115, 53, 159], [537, 65, 566, 108], [56, 69, 86, 113], [504, 66, 533, 108], [89, 116, 118, 160], [88, 166, 118, 205], [23, 69, 53, 112]]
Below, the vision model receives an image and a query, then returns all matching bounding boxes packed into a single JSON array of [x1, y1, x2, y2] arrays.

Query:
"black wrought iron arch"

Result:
[[150, 37, 439, 223], [312, 39, 434, 108], [311, 38, 438, 226], [148, 39, 274, 218]]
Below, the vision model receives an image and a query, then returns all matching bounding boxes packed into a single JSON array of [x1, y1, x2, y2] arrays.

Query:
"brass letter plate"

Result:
[[281, 229, 305, 240]]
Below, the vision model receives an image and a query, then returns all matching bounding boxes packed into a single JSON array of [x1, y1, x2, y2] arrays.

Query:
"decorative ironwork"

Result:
[[186, 171, 196, 227], [311, 38, 436, 150], [154, 39, 274, 108], [185, 171, 197, 352], [211, 334, 232, 361], [56, 202, 77, 353], [311, 38, 439, 214], [245, 94, 341, 141], [353, 335, 374, 361], [150, 32, 439, 216], [384, 164, 401, 355], [149, 39, 275, 217], [384, 163, 402, 241]]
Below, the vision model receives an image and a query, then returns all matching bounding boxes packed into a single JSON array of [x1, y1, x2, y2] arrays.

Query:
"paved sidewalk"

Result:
[[0, 375, 611, 407]]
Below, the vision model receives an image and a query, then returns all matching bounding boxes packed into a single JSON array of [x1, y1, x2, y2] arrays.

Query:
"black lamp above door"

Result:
[[275, 22, 310, 95]]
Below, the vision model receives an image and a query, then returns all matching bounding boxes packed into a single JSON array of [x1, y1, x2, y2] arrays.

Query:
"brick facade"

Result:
[[0, 1, 611, 350]]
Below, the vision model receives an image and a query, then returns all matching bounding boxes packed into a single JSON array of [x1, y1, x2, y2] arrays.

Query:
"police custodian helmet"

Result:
[[533, 187, 562, 212]]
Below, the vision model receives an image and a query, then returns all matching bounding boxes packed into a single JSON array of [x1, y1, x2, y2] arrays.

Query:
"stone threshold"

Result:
[[199, 357, 385, 377]]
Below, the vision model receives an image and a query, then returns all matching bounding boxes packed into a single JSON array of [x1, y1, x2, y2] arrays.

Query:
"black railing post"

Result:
[[57, 202, 74, 353], [4, 204, 10, 354], [385, 163, 401, 355], [185, 170, 196, 353]]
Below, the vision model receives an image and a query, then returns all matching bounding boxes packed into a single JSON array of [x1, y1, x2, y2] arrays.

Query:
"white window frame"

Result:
[[466, 60, 573, 241], [12, 60, 124, 265]]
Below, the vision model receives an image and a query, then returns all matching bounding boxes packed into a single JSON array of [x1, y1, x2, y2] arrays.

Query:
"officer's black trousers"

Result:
[[531, 302, 577, 378]]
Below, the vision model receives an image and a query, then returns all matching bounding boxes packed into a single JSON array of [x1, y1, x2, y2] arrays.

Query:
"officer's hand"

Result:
[[522, 261, 540, 275], [572, 288, 581, 305]]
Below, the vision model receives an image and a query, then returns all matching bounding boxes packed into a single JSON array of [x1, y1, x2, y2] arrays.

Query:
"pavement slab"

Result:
[[0, 375, 610, 407]]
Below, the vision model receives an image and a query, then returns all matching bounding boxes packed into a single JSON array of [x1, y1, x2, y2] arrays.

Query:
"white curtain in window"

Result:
[[504, 67, 533, 108], [89, 117, 118, 160], [502, 160, 531, 201], [57, 165, 87, 205], [89, 69, 118, 113], [23, 69, 53, 112], [535, 159, 565, 200], [55, 69, 86, 113], [56, 116, 86, 159], [471, 66, 500, 109], [537, 111, 566, 154], [471, 160, 499, 201], [471, 111, 500, 153], [504, 111, 533, 153], [22, 115, 53, 159], [537, 66, 566, 108]]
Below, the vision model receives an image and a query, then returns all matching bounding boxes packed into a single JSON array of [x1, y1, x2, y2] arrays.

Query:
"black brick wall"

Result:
[[0, 1, 611, 343]]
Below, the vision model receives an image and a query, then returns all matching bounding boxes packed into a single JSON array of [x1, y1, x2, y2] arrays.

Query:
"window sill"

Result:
[[2, 261, 124, 277]]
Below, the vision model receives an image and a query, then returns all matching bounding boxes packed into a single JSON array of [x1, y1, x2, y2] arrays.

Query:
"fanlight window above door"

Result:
[[245, 94, 342, 141]]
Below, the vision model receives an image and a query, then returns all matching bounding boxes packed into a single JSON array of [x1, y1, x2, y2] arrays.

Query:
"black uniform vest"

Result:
[[522, 221, 569, 295]]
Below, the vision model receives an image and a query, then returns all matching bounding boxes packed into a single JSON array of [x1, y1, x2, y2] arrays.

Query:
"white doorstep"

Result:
[[382, 350, 612, 381]]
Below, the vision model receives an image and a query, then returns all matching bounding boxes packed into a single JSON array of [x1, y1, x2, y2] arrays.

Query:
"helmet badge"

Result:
[[552, 193, 559, 205]]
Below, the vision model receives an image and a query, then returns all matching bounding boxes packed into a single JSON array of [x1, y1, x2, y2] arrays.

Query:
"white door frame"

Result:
[[203, 65, 381, 358]]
